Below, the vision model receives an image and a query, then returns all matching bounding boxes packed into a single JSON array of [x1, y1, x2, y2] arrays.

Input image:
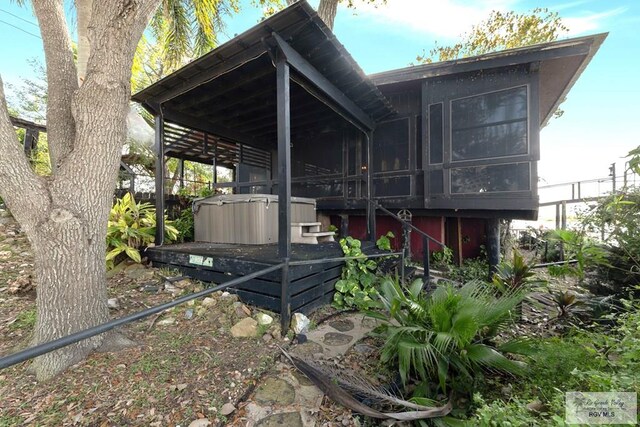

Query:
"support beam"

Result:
[[486, 218, 500, 280], [154, 114, 166, 245], [271, 32, 376, 131], [277, 56, 292, 259], [277, 55, 292, 334], [162, 108, 261, 148], [365, 131, 376, 241]]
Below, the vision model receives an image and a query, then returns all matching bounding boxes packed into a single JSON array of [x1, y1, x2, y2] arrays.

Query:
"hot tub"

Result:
[[193, 194, 316, 244]]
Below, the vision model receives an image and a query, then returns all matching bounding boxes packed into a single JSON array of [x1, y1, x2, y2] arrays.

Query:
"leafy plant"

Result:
[[332, 236, 382, 311], [431, 247, 454, 271], [370, 277, 533, 396], [547, 229, 608, 284], [448, 257, 490, 284], [173, 207, 194, 242], [376, 231, 395, 251], [106, 193, 178, 268], [492, 250, 545, 293]]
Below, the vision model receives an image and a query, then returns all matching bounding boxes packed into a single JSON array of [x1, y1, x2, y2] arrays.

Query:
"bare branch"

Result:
[[31, 0, 78, 171], [0, 76, 50, 231]]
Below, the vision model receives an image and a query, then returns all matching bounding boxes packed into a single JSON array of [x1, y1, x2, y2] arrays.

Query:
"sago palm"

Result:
[[370, 277, 534, 394]]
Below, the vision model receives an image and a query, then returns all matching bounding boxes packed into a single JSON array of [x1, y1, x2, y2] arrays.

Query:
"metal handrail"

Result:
[[0, 263, 285, 370], [366, 198, 446, 248]]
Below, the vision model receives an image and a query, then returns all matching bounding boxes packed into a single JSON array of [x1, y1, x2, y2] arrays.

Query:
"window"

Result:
[[451, 86, 528, 161], [450, 163, 530, 194], [373, 118, 409, 172], [428, 104, 443, 164]]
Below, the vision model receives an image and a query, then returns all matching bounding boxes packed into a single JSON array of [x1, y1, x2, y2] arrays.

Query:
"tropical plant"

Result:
[[492, 249, 545, 293], [431, 247, 454, 271], [332, 236, 382, 310], [106, 193, 178, 268], [547, 229, 608, 284], [369, 277, 533, 396], [173, 206, 195, 242]]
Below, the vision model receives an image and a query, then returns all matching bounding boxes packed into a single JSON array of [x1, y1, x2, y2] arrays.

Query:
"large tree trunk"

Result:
[[75, 0, 93, 83], [317, 0, 339, 29], [0, 0, 160, 380], [286, 0, 339, 30]]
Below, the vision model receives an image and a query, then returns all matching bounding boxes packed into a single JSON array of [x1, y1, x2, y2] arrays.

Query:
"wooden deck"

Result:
[[145, 241, 375, 315]]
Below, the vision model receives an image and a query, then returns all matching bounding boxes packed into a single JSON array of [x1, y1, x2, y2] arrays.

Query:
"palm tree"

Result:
[[371, 277, 535, 395]]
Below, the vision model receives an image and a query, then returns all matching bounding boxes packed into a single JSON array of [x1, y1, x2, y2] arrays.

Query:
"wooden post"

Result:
[[179, 158, 185, 189], [276, 53, 292, 333], [154, 113, 165, 245], [561, 201, 567, 230], [340, 214, 349, 238], [422, 236, 430, 288], [555, 203, 561, 230], [276, 55, 291, 259], [23, 129, 39, 156], [486, 218, 500, 280], [365, 131, 376, 241]]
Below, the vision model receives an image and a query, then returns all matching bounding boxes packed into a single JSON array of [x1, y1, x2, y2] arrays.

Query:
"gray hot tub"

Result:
[[193, 194, 316, 244]]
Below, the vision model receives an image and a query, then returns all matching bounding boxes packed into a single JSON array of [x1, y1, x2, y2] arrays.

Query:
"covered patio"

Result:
[[132, 1, 395, 329]]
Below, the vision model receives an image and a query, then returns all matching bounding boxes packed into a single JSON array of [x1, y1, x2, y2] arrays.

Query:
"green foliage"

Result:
[[371, 277, 532, 396], [431, 247, 454, 271], [492, 250, 545, 293], [547, 229, 608, 284], [448, 257, 489, 284], [579, 188, 640, 294], [375, 231, 395, 251], [332, 236, 382, 311], [8, 307, 36, 332], [419, 8, 568, 63], [471, 394, 558, 427], [106, 193, 178, 268], [173, 207, 194, 242]]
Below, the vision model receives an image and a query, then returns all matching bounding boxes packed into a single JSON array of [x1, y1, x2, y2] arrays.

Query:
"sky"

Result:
[[0, 0, 638, 196]]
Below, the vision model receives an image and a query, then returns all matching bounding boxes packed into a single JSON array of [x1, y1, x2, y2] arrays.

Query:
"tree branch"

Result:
[[32, 0, 78, 171], [0, 76, 50, 231]]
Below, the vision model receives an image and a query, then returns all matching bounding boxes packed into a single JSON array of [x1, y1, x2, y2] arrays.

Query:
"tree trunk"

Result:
[[76, 0, 93, 83], [30, 211, 109, 379], [0, 0, 160, 380], [317, 0, 339, 29]]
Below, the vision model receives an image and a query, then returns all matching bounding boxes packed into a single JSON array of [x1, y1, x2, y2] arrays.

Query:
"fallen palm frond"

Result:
[[280, 347, 452, 421]]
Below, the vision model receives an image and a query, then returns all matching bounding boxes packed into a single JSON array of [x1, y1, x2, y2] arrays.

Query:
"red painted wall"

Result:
[[330, 214, 446, 258], [460, 218, 487, 259]]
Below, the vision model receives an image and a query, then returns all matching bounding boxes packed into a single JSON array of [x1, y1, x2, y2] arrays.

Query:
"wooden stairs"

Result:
[[291, 222, 335, 244]]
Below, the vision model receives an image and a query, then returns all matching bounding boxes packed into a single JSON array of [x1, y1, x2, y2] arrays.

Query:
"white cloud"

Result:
[[342, 0, 518, 40], [563, 7, 627, 35], [341, 1, 625, 40]]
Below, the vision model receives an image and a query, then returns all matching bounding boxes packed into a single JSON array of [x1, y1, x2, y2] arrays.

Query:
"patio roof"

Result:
[[132, 0, 394, 159], [370, 33, 608, 128]]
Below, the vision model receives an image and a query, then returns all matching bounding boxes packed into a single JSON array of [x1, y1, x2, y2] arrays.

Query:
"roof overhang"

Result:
[[132, 0, 394, 155], [370, 33, 607, 128]]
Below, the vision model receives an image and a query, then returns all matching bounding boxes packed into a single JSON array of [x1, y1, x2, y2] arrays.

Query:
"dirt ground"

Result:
[[0, 210, 287, 427]]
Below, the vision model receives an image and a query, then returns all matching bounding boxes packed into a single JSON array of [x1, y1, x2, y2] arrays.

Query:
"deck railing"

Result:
[[366, 198, 447, 286]]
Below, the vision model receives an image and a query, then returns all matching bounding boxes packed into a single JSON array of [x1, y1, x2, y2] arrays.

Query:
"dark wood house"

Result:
[[132, 1, 605, 327]]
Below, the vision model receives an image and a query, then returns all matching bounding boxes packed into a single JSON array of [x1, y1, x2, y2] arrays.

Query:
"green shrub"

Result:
[[332, 236, 382, 310], [448, 257, 489, 283], [370, 277, 533, 396], [173, 207, 194, 242], [492, 249, 546, 293], [107, 193, 178, 268], [547, 229, 608, 284], [332, 234, 395, 311]]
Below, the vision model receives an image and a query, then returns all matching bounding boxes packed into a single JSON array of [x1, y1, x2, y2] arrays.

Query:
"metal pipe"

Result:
[[0, 263, 285, 370]]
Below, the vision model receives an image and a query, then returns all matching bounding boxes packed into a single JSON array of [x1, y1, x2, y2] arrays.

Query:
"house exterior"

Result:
[[133, 0, 605, 265]]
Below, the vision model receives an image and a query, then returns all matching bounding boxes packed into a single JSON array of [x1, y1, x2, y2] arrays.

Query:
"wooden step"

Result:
[[291, 222, 321, 233]]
